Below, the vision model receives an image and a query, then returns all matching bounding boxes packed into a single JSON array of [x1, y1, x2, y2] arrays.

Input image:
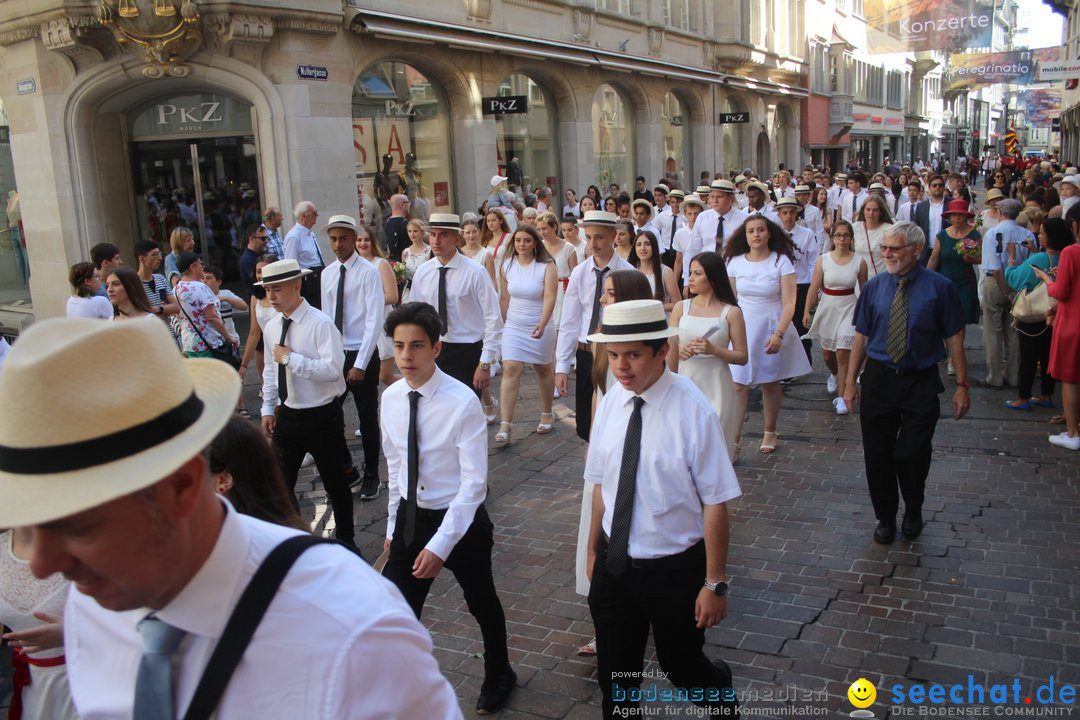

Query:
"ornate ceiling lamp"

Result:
[[97, 0, 202, 77]]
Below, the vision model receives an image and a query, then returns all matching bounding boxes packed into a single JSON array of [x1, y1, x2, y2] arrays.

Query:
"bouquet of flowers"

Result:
[[955, 236, 981, 262], [392, 261, 408, 280]]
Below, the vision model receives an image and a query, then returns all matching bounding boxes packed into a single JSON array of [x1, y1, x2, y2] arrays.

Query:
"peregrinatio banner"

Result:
[[945, 48, 1061, 91], [865, 0, 993, 54]]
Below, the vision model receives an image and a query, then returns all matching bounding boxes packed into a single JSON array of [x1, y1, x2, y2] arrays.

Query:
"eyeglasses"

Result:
[[253, 234, 268, 240], [881, 244, 913, 253]]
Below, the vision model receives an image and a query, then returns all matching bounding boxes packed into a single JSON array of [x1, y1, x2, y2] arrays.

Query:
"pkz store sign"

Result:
[[128, 92, 253, 139], [481, 95, 529, 115], [719, 112, 749, 124]]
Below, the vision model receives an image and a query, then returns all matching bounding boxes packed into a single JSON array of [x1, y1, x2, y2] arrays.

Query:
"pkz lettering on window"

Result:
[[156, 102, 223, 125]]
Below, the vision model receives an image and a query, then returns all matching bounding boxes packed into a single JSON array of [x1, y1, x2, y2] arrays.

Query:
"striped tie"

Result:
[[886, 277, 910, 364]]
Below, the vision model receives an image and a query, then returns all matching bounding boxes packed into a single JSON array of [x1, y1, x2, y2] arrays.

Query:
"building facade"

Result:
[[0, 0, 808, 327]]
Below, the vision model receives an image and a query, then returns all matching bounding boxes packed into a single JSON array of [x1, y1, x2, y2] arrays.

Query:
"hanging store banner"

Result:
[[1039, 58, 1080, 81], [864, 0, 993, 54], [945, 48, 1061, 91], [1018, 89, 1062, 127]]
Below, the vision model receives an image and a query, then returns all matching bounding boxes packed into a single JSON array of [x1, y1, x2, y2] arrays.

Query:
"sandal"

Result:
[[483, 398, 499, 424], [494, 421, 512, 447], [537, 412, 554, 434], [576, 638, 597, 657], [759, 431, 778, 454], [1050, 415, 1066, 425], [732, 444, 741, 464]]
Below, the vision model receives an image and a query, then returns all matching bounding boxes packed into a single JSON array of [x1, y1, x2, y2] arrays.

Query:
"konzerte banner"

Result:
[[945, 48, 1061, 91], [864, 0, 993, 54], [1018, 89, 1061, 126]]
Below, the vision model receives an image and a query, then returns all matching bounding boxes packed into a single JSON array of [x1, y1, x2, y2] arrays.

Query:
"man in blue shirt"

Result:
[[843, 222, 971, 544], [980, 199, 1035, 388]]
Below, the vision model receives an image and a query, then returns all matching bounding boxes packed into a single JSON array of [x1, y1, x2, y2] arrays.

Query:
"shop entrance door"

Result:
[[126, 91, 260, 279]]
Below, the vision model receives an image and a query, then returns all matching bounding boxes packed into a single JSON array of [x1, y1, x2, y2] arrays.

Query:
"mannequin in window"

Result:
[[403, 152, 430, 220], [375, 153, 407, 216]]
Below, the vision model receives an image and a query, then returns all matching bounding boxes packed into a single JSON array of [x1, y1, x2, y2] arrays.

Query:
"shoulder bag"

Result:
[[177, 293, 241, 369], [1011, 281, 1052, 325]]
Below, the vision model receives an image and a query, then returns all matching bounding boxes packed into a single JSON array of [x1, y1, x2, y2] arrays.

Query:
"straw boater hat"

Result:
[[710, 179, 736, 193], [322, 214, 360, 233], [747, 181, 770, 195], [254, 258, 312, 286], [794, 184, 812, 194], [586, 299, 679, 344], [0, 317, 240, 527], [868, 182, 887, 192], [653, 184, 670, 195], [424, 213, 462, 233], [695, 185, 711, 197], [984, 188, 1005, 203], [580, 210, 618, 228], [681, 195, 704, 210], [774, 196, 800, 210], [668, 189, 686, 200], [733, 174, 747, 185], [835, 173, 848, 182]]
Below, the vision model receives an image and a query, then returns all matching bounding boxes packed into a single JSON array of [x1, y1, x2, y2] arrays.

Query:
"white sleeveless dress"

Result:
[[372, 256, 396, 360], [551, 243, 576, 325], [502, 258, 554, 364], [677, 300, 739, 458], [803, 253, 860, 351]]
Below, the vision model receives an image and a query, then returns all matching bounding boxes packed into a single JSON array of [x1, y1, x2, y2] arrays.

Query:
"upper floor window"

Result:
[[663, 0, 690, 30], [596, 0, 631, 13]]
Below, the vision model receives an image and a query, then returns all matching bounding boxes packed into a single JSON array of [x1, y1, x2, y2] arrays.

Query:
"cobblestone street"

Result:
[[278, 328, 1080, 719]]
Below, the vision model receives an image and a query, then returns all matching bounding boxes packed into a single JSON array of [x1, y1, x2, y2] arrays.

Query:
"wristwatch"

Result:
[[955, 378, 970, 389], [479, 362, 491, 371], [280, 353, 290, 367], [704, 578, 729, 597]]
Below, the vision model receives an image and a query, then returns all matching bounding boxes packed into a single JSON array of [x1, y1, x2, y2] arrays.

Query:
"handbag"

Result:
[[1011, 281, 1052, 324], [177, 296, 241, 369]]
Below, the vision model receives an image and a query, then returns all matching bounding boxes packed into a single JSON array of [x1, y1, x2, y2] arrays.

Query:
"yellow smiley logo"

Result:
[[848, 678, 876, 709]]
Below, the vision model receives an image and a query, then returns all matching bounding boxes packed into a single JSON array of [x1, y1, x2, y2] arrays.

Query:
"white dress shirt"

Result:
[[653, 207, 686, 253], [826, 184, 842, 211], [408, 252, 503, 363], [381, 368, 488, 561], [321, 252, 384, 369], [672, 225, 697, 283], [896, 201, 915, 223], [283, 223, 324, 270], [64, 500, 462, 719], [926, 198, 946, 247], [691, 206, 749, 256], [260, 300, 346, 417], [801, 204, 826, 251], [839, 189, 868, 222], [555, 253, 635, 373], [785, 224, 820, 285], [585, 370, 742, 559]]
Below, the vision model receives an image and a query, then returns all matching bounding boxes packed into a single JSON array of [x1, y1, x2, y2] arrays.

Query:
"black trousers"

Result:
[[383, 504, 510, 676], [575, 347, 595, 442], [300, 270, 323, 310], [340, 349, 381, 477], [1015, 321, 1055, 400], [436, 340, 482, 397], [792, 283, 813, 364], [273, 401, 354, 541], [859, 359, 942, 523], [589, 537, 737, 720]]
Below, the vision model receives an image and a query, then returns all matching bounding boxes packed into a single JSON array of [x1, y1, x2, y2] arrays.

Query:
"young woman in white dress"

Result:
[[723, 215, 813, 454], [613, 219, 635, 261], [482, 208, 513, 287], [537, 211, 578, 326], [239, 255, 281, 387], [400, 218, 432, 302], [802, 220, 867, 415], [560, 214, 588, 265], [667, 251, 748, 460], [852, 194, 894, 278], [460, 217, 497, 287], [496, 224, 558, 446], [355, 225, 402, 386], [629, 230, 681, 313]]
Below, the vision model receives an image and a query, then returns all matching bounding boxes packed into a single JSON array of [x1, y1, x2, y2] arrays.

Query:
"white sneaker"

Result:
[[826, 374, 838, 394], [354, 428, 362, 438], [833, 397, 849, 415], [1048, 432, 1080, 450], [301, 453, 315, 467]]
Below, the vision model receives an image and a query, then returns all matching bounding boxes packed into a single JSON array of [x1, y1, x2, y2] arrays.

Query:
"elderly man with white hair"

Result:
[[284, 200, 326, 308], [845, 221, 970, 545], [980, 199, 1036, 389]]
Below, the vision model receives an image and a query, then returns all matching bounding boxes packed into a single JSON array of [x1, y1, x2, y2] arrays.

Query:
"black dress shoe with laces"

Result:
[[901, 511, 924, 539], [873, 520, 896, 544], [476, 667, 516, 715]]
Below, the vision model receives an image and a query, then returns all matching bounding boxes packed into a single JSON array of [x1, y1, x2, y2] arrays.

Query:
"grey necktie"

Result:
[[135, 616, 187, 720]]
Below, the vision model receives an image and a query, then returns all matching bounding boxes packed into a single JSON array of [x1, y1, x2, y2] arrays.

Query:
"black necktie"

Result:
[[607, 396, 645, 575], [335, 265, 346, 334], [671, 215, 678, 247], [588, 267, 608, 334], [437, 266, 449, 335], [405, 390, 421, 546], [715, 215, 725, 253], [852, 194, 857, 214], [277, 317, 293, 404]]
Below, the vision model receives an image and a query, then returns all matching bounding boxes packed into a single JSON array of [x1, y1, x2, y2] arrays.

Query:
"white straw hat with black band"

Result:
[[253, 258, 313, 286], [580, 210, 619, 228], [0, 317, 240, 527], [424, 213, 463, 233], [587, 299, 679, 343], [322, 214, 360, 233]]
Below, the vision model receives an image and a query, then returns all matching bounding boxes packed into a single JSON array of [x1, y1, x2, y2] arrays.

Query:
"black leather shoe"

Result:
[[901, 511, 924, 540], [344, 465, 361, 487], [873, 520, 896, 544], [476, 667, 516, 715]]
